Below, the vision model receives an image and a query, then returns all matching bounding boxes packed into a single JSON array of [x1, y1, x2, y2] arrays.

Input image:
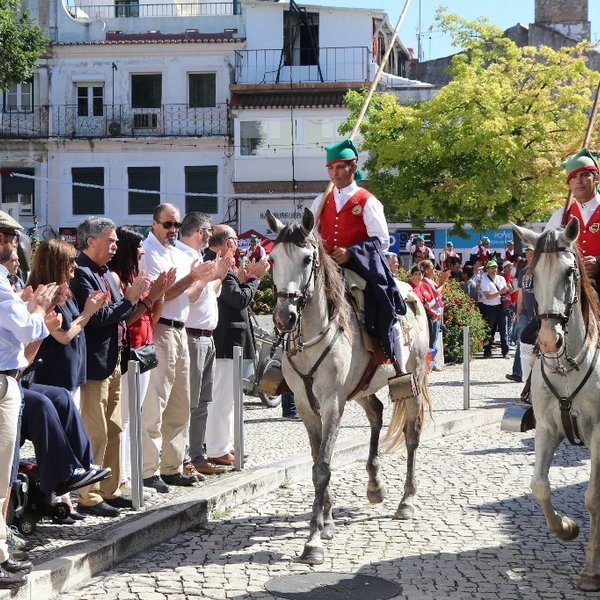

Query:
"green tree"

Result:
[[342, 11, 600, 232], [0, 0, 48, 89]]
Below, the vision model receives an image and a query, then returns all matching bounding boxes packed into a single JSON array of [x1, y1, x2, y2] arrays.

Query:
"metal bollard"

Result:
[[233, 346, 245, 471], [463, 326, 470, 410], [127, 360, 144, 510]]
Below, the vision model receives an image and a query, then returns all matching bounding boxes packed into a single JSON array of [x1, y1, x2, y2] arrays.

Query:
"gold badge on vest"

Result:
[[352, 205, 363, 215], [591, 223, 599, 233]]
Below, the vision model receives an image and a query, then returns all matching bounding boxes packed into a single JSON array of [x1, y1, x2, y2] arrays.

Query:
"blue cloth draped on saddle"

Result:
[[345, 238, 406, 359]]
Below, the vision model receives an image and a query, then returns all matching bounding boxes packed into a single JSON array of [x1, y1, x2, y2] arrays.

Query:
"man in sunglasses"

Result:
[[140, 203, 216, 493]]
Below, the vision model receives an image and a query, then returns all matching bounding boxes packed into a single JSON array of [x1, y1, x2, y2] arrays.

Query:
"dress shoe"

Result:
[[0, 566, 26, 590], [143, 475, 170, 493], [1, 557, 32, 574], [209, 453, 235, 466], [160, 472, 196, 487], [505, 373, 523, 383], [77, 501, 120, 518], [52, 515, 75, 525], [282, 413, 301, 421], [183, 462, 207, 481], [193, 461, 227, 475], [105, 496, 133, 509], [69, 512, 86, 521]]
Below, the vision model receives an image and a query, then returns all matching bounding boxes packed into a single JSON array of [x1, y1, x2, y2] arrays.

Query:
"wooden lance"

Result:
[[561, 78, 600, 225], [313, 0, 413, 223]]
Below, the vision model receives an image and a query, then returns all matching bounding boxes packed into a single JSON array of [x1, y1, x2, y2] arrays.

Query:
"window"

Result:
[[115, 0, 139, 17], [304, 118, 337, 155], [131, 74, 162, 109], [1, 168, 34, 216], [128, 167, 160, 214], [240, 120, 295, 156], [3, 82, 33, 112], [283, 11, 319, 66], [188, 74, 216, 108], [185, 166, 217, 213], [77, 86, 104, 117], [72, 167, 104, 215]]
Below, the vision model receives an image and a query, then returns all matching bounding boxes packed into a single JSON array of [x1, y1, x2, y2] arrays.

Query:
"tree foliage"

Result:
[[342, 10, 600, 232], [0, 0, 47, 89]]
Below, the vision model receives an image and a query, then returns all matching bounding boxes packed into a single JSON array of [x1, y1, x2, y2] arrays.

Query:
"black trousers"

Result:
[[21, 384, 93, 496], [481, 304, 509, 356]]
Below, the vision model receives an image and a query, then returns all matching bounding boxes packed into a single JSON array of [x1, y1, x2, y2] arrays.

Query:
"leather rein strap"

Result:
[[539, 343, 599, 446]]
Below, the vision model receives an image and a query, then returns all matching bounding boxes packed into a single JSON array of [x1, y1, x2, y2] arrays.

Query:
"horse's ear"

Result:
[[266, 210, 284, 235], [563, 216, 580, 244], [301, 207, 315, 235], [511, 222, 539, 249]]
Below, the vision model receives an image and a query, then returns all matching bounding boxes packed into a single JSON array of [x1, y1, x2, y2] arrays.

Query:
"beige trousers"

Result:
[[141, 323, 190, 478], [78, 365, 123, 506]]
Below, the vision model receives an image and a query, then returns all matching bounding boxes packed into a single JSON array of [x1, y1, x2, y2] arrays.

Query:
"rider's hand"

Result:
[[583, 256, 600, 278], [331, 247, 350, 266]]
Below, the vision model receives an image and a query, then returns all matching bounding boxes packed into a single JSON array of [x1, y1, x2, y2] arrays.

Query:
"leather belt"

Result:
[[186, 328, 213, 337], [0, 369, 20, 379], [158, 317, 185, 330]]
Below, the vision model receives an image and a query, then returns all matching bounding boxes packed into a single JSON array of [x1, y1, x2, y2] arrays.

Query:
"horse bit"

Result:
[[534, 246, 596, 446]]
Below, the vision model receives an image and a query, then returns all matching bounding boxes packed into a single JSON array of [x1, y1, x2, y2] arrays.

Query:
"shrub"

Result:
[[442, 278, 488, 363], [251, 271, 275, 315]]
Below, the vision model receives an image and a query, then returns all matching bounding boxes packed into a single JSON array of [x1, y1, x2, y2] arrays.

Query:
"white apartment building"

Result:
[[1, 0, 431, 237]]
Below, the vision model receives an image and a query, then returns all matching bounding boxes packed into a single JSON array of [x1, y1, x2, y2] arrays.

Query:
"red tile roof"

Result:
[[230, 91, 347, 109]]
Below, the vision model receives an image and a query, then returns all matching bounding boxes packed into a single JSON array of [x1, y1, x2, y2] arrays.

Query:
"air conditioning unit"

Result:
[[133, 113, 158, 129], [108, 121, 122, 136]]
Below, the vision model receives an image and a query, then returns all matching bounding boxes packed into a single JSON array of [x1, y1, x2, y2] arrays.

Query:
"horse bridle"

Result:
[[272, 238, 344, 416], [534, 244, 591, 446]]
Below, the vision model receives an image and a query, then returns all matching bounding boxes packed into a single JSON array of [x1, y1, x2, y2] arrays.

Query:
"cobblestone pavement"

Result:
[[20, 352, 519, 566], [59, 421, 593, 600]]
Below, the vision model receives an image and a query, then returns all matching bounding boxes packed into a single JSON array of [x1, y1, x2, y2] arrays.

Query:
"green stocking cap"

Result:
[[325, 139, 359, 164], [562, 148, 599, 181]]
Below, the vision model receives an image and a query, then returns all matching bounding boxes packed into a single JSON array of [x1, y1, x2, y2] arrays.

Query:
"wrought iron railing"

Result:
[[66, 1, 239, 19], [234, 47, 370, 85], [0, 103, 230, 138]]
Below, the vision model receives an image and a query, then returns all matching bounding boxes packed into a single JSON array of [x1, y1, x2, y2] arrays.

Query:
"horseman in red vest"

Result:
[[546, 148, 600, 281], [310, 139, 408, 375]]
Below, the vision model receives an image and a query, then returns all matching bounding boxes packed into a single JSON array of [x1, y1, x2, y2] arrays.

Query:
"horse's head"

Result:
[[513, 218, 581, 355], [266, 208, 319, 332]]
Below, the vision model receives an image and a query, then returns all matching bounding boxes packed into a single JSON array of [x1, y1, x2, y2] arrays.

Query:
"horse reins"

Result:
[[534, 244, 592, 445]]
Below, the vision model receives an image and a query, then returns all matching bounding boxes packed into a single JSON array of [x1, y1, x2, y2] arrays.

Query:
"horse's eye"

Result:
[[303, 255, 312, 266]]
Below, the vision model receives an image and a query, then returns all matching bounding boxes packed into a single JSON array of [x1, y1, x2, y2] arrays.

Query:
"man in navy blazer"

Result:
[[70, 217, 148, 517]]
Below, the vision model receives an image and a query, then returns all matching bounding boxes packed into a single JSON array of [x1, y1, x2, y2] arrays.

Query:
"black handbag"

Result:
[[121, 344, 159, 374]]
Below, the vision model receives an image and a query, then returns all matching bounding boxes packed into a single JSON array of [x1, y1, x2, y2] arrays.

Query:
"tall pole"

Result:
[[313, 0, 413, 223]]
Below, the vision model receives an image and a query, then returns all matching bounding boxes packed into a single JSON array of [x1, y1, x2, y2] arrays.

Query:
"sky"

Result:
[[310, 0, 600, 61]]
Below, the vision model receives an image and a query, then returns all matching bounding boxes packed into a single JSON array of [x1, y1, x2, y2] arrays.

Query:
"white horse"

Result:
[[266, 208, 432, 565], [514, 218, 600, 591]]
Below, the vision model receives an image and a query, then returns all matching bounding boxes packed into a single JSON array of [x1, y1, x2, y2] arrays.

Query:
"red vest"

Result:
[[318, 188, 372, 252], [566, 203, 600, 257]]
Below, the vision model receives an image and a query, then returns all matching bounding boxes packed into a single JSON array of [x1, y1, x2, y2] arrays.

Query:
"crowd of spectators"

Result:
[[391, 235, 531, 375], [0, 204, 274, 589]]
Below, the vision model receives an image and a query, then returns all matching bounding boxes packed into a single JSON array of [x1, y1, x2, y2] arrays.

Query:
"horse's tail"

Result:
[[381, 372, 432, 453]]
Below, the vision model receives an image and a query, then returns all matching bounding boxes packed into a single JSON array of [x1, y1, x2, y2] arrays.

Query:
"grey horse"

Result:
[[266, 208, 432, 565]]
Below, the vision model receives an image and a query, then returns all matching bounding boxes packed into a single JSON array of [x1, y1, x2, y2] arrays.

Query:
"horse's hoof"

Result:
[[577, 572, 600, 591], [556, 516, 579, 541], [321, 523, 335, 540], [298, 546, 324, 565], [367, 484, 386, 504], [394, 504, 415, 520]]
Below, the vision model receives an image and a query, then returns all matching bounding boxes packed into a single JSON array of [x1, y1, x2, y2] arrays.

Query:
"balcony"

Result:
[[0, 104, 230, 139], [234, 47, 370, 86], [66, 1, 239, 19]]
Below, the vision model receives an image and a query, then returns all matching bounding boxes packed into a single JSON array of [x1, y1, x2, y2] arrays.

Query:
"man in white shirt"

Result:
[[0, 211, 56, 589], [140, 203, 215, 493], [479, 260, 511, 359], [176, 212, 232, 477]]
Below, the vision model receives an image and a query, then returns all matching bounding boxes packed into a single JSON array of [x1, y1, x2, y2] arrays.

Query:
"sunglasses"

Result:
[[157, 220, 182, 230], [201, 226, 214, 233]]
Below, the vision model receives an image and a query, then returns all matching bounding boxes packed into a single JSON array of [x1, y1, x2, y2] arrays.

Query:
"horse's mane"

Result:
[[530, 228, 600, 343], [274, 223, 352, 334]]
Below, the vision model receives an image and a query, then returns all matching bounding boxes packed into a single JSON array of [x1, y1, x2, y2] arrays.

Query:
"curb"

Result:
[[4, 407, 505, 600]]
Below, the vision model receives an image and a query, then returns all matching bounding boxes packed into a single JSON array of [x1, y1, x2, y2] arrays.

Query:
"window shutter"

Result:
[[185, 166, 217, 213], [189, 74, 216, 108], [2, 168, 34, 194], [72, 167, 104, 215], [128, 167, 160, 214]]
